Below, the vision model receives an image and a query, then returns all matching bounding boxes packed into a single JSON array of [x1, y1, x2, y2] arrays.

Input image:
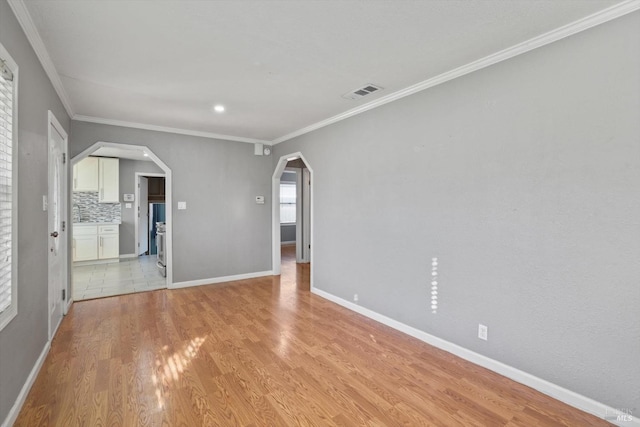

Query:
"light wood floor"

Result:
[[16, 245, 609, 426]]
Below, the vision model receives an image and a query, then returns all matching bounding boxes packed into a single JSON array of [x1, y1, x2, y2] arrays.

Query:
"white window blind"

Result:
[[280, 182, 296, 224], [0, 52, 15, 325]]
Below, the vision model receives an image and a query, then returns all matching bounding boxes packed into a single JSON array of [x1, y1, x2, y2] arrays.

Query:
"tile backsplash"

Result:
[[73, 192, 121, 223]]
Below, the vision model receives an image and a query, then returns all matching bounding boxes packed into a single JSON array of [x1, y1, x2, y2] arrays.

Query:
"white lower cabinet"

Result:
[[73, 235, 98, 261], [73, 225, 98, 262], [98, 225, 119, 259], [73, 224, 119, 262]]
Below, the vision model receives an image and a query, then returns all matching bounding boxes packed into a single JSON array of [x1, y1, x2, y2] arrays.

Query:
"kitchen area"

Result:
[[72, 154, 167, 300]]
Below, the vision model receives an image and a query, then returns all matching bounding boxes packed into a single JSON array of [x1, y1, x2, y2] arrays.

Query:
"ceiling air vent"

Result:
[[342, 84, 383, 100]]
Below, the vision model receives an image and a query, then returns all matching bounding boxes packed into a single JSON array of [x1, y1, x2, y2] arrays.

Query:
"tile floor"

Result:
[[72, 255, 166, 301]]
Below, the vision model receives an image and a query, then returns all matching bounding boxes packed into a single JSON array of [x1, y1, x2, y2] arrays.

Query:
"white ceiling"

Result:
[[13, 0, 635, 143], [92, 146, 152, 162]]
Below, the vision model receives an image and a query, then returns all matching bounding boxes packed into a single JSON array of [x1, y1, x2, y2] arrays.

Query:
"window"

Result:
[[280, 182, 296, 224], [0, 44, 17, 331]]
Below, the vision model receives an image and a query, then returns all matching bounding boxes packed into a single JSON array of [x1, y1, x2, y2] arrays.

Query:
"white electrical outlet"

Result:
[[478, 324, 488, 341], [353, 294, 359, 302]]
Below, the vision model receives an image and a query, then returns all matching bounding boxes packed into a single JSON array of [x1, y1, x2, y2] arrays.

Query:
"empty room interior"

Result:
[[0, 1, 638, 426]]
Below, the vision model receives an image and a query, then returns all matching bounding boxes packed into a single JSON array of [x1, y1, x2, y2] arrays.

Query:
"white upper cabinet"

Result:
[[72, 157, 99, 192], [73, 157, 119, 203], [98, 158, 119, 203]]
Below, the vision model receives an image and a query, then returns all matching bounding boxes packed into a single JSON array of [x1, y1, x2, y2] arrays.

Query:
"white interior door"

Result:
[[138, 177, 149, 255], [48, 113, 67, 339], [302, 168, 311, 263]]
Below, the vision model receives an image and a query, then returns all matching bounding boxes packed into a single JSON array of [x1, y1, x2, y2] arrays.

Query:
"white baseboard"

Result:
[[281, 241, 296, 246], [65, 297, 73, 313], [1, 341, 51, 427], [170, 270, 273, 289], [119, 253, 137, 259], [311, 287, 638, 427]]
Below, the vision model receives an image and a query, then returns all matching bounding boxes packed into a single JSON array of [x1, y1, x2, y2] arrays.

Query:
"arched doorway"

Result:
[[272, 152, 313, 289]]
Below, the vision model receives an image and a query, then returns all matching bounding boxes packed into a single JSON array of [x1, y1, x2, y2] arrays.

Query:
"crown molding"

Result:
[[8, 0, 639, 146], [73, 115, 271, 145], [270, 0, 640, 145], [7, 0, 75, 118]]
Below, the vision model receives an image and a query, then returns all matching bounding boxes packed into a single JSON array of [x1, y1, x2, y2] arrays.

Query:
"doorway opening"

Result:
[[272, 152, 313, 289], [70, 142, 172, 301], [135, 173, 166, 279], [135, 173, 166, 256]]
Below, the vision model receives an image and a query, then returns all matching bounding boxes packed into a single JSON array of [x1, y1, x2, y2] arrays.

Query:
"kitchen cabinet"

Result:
[[73, 225, 98, 261], [73, 157, 119, 204], [148, 177, 166, 202], [98, 225, 119, 259], [72, 157, 99, 192], [73, 223, 119, 262], [98, 158, 119, 203]]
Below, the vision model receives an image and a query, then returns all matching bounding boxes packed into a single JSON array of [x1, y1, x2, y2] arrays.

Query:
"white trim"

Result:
[[281, 241, 296, 246], [1, 341, 51, 427], [73, 115, 271, 145], [269, 0, 640, 144], [7, 0, 75, 118], [65, 297, 73, 313], [310, 287, 639, 427], [170, 270, 273, 289], [119, 253, 137, 259]]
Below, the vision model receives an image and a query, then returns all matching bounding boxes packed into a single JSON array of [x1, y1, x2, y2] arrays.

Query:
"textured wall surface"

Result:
[[273, 11, 640, 411], [0, 1, 71, 422]]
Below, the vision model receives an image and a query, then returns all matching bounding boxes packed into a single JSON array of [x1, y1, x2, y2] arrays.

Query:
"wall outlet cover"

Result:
[[178, 201, 187, 210], [478, 324, 488, 341]]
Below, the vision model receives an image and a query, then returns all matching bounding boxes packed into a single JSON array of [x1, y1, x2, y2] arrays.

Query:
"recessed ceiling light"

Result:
[[213, 104, 225, 113], [143, 152, 149, 157]]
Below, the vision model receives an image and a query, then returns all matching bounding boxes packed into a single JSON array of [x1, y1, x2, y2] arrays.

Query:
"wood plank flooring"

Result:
[[16, 246, 609, 426]]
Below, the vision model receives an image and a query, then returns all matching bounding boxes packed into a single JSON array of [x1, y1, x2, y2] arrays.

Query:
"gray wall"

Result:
[[118, 159, 163, 255], [0, 1, 71, 421], [280, 224, 296, 243], [69, 122, 273, 282], [273, 12, 640, 411]]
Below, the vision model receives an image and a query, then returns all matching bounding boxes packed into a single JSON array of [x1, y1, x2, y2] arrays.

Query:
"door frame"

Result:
[[71, 142, 173, 287], [47, 111, 69, 340], [272, 152, 314, 288], [134, 172, 165, 258]]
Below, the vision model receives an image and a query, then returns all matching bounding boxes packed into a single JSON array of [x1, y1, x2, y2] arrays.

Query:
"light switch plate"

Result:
[[255, 196, 265, 204], [123, 193, 134, 202], [125, 203, 132, 209], [178, 201, 187, 210]]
